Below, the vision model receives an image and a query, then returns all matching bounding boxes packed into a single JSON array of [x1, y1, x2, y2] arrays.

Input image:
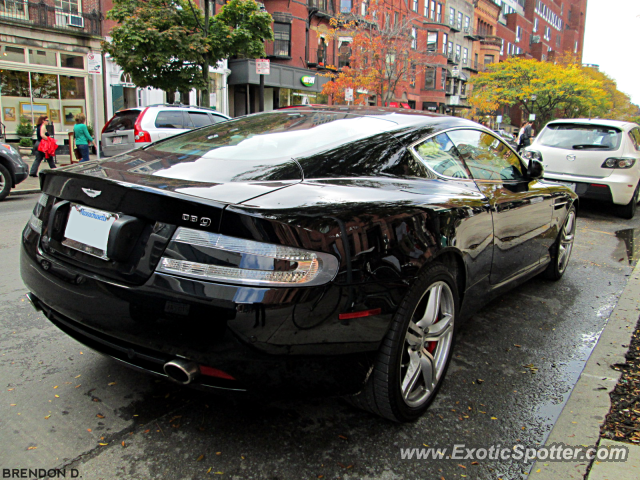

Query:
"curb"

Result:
[[10, 189, 41, 196], [528, 261, 640, 479]]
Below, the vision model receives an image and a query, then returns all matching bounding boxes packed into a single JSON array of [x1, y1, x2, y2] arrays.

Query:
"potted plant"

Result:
[[16, 116, 34, 154]]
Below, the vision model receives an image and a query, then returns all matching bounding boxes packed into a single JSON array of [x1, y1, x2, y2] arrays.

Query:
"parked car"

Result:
[[523, 119, 640, 218], [21, 107, 577, 422], [101, 104, 230, 157], [0, 142, 29, 201]]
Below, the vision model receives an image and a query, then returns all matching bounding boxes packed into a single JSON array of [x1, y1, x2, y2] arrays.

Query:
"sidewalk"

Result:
[[528, 260, 640, 479], [11, 153, 100, 196]]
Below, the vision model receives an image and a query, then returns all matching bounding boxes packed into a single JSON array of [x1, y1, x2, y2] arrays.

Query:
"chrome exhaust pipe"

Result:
[[163, 359, 200, 385], [26, 293, 42, 312]]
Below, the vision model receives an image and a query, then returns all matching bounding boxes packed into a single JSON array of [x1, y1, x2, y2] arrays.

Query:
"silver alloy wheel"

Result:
[[400, 281, 454, 408], [557, 210, 576, 274], [0, 169, 5, 192]]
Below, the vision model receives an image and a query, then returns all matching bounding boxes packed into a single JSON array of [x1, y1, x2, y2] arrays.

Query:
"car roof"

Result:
[[546, 118, 637, 130], [269, 105, 477, 129]]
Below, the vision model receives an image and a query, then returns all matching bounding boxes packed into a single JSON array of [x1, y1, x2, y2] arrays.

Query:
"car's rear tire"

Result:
[[347, 263, 458, 422], [543, 206, 576, 280], [0, 164, 12, 201], [618, 183, 639, 219]]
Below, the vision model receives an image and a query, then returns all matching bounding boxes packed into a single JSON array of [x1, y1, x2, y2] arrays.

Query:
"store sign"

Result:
[[87, 52, 102, 75], [256, 59, 270, 75], [300, 76, 316, 87]]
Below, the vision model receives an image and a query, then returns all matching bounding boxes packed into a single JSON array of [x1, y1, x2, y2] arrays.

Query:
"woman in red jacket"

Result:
[[29, 115, 56, 177]]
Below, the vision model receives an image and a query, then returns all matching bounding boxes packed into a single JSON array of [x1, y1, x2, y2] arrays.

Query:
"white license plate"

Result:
[[62, 204, 118, 259], [111, 136, 124, 145]]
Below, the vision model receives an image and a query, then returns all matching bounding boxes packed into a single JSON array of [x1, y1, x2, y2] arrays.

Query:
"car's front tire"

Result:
[[348, 263, 458, 422], [618, 183, 639, 219], [543, 206, 576, 280], [0, 163, 12, 201]]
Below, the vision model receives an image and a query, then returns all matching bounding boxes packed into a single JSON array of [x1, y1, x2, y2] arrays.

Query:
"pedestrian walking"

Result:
[[517, 121, 533, 152], [29, 115, 56, 177], [73, 113, 94, 163]]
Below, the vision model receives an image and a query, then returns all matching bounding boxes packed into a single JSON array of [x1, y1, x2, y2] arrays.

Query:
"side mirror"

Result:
[[527, 159, 544, 180]]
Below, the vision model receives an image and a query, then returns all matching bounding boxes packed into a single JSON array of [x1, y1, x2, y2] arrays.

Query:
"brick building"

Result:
[[0, 0, 107, 140]]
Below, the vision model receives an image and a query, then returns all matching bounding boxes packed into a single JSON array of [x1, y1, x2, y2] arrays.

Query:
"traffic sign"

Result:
[[87, 52, 102, 75], [256, 59, 270, 75], [345, 88, 354, 101]]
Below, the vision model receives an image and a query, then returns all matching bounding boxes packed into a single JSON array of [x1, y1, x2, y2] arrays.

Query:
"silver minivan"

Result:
[[101, 105, 230, 157]]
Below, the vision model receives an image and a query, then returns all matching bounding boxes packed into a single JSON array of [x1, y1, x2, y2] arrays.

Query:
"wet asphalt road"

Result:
[[1, 193, 638, 480]]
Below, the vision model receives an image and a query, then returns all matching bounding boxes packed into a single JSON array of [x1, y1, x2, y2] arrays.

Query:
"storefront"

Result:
[[227, 59, 329, 116], [0, 13, 105, 143]]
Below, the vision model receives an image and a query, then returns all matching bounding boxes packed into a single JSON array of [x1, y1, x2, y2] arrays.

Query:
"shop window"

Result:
[[31, 73, 59, 99], [0, 70, 30, 97], [2, 46, 25, 63], [61, 54, 84, 69], [54, 0, 80, 14], [60, 76, 86, 99], [273, 23, 291, 57], [29, 49, 57, 67]]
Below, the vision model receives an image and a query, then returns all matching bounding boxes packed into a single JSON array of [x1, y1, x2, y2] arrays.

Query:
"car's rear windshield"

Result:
[[538, 123, 622, 150], [103, 110, 140, 133], [146, 112, 399, 161]]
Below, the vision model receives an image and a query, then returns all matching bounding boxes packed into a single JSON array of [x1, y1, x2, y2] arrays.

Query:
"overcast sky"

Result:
[[582, 0, 640, 106]]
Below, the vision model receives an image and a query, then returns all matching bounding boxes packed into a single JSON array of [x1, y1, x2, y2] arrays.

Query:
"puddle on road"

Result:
[[614, 228, 640, 265]]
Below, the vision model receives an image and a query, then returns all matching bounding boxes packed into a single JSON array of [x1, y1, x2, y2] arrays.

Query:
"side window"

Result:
[[155, 110, 185, 129], [413, 133, 470, 179], [188, 112, 211, 128], [629, 128, 640, 151], [447, 129, 527, 182], [210, 114, 227, 124]]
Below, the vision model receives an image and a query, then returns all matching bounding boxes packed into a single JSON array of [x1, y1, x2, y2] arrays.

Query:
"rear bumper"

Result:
[[101, 143, 146, 157], [544, 172, 637, 205], [20, 233, 386, 397]]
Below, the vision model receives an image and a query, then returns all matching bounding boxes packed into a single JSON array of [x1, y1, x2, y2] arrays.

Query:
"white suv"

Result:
[[101, 105, 230, 157], [523, 119, 640, 218]]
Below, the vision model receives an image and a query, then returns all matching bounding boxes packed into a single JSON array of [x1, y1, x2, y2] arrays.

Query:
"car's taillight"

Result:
[[28, 193, 49, 234], [133, 107, 150, 143], [156, 227, 339, 287], [601, 157, 636, 169]]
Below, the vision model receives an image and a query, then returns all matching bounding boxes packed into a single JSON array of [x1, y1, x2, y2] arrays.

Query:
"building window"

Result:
[[29, 50, 57, 67], [574, 40, 578, 53], [457, 12, 463, 30], [427, 32, 438, 53], [0, 0, 27, 17], [1, 45, 25, 63], [60, 53, 84, 69], [412, 0, 418, 13], [464, 15, 470, 30], [484, 55, 494, 66], [516, 26, 522, 43], [436, 3, 442, 23], [441, 68, 446, 89], [340, 0, 352, 13], [430, 0, 436, 20], [449, 7, 455, 26], [273, 23, 291, 57], [360, 0, 368, 16], [54, 0, 80, 14], [500, 39, 504, 55], [411, 27, 417, 49], [424, 66, 436, 89], [462, 47, 468, 64], [455, 44, 461, 63], [338, 39, 351, 68], [424, 0, 429, 17], [533, 18, 538, 32], [448, 41, 453, 57], [442, 33, 448, 53]]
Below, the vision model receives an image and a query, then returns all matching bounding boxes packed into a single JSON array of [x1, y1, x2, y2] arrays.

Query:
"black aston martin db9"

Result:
[[21, 107, 577, 422]]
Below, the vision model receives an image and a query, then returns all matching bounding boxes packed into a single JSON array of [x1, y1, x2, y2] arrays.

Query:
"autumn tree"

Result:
[[105, 0, 272, 105], [580, 67, 638, 121], [469, 57, 608, 127], [321, 2, 441, 105]]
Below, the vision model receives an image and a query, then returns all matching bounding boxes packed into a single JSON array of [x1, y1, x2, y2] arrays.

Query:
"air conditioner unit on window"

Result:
[[68, 14, 84, 28]]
